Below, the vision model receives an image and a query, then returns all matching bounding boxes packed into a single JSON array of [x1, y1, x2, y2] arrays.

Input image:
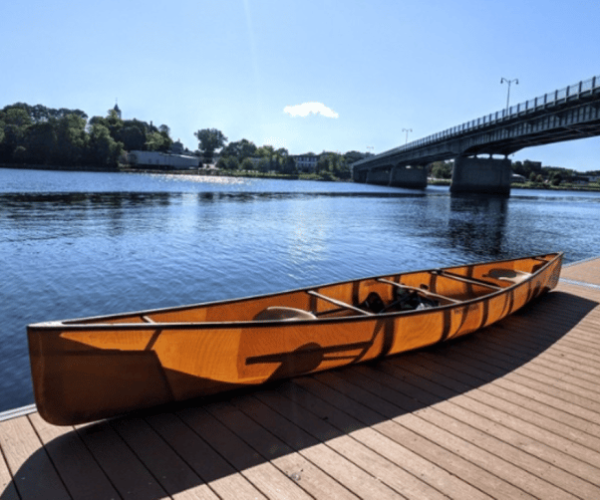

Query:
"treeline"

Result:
[[0, 103, 173, 168], [206, 130, 363, 180]]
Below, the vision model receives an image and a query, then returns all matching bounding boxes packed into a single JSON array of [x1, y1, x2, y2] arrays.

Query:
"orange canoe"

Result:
[[28, 252, 563, 425]]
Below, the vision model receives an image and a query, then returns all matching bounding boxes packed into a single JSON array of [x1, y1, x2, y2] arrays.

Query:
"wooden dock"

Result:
[[2, 258, 600, 500]]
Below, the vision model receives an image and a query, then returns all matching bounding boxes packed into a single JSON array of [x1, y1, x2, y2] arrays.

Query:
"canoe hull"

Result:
[[28, 253, 562, 425]]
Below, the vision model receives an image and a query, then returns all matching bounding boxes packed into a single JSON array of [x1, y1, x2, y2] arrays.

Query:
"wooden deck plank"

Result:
[[199, 399, 361, 500], [75, 420, 169, 500], [466, 344, 600, 401], [414, 351, 600, 448], [416, 338, 600, 416], [452, 343, 600, 419], [144, 412, 267, 500], [0, 416, 70, 500], [232, 392, 446, 500], [349, 363, 597, 499], [401, 365, 600, 470], [474, 336, 600, 389], [110, 416, 219, 500], [253, 389, 428, 500], [317, 369, 577, 500], [441, 333, 600, 396], [0, 440, 20, 500], [365, 362, 600, 499], [561, 258, 600, 284], [174, 405, 312, 500], [271, 381, 494, 500], [236, 391, 433, 500], [300, 374, 540, 500], [28, 412, 120, 500]]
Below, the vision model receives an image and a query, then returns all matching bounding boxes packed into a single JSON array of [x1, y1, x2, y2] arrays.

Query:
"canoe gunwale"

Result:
[[28, 252, 563, 332]]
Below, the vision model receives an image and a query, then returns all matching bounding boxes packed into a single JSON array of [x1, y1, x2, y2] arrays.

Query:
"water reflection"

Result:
[[447, 194, 508, 258]]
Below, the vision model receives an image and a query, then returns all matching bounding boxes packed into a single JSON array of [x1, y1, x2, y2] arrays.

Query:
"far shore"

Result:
[[3, 163, 600, 192]]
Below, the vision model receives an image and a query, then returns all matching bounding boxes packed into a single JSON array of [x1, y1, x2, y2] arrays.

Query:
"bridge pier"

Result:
[[389, 166, 427, 189], [365, 169, 390, 185], [451, 156, 512, 195]]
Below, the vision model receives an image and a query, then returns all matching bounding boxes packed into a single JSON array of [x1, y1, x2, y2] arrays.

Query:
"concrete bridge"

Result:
[[353, 74, 600, 194]]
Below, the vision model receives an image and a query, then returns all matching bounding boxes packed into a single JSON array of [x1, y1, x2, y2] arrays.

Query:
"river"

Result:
[[1, 167, 599, 412]]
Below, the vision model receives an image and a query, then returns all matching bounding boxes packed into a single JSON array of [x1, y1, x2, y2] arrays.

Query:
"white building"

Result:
[[128, 150, 200, 169], [293, 155, 318, 172]]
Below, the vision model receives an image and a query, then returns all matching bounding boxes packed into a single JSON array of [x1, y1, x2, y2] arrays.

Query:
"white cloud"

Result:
[[284, 102, 339, 119]]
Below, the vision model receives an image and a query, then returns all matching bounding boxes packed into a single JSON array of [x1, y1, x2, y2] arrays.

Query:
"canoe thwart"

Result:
[[433, 270, 504, 290], [306, 290, 374, 316]]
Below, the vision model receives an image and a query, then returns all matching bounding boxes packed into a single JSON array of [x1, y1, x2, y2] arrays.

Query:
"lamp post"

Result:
[[500, 77, 519, 113], [402, 128, 412, 145]]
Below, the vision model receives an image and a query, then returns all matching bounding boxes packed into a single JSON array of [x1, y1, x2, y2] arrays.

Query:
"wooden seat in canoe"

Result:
[[254, 306, 316, 321], [485, 269, 532, 284]]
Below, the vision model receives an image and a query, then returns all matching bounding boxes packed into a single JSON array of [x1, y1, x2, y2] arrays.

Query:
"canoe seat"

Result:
[[485, 269, 532, 284], [254, 307, 316, 321]]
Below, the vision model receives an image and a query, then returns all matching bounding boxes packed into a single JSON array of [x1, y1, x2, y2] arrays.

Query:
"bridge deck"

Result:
[[2, 259, 600, 500]]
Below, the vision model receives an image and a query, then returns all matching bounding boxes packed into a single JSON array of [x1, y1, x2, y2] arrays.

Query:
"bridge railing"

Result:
[[360, 74, 600, 165]]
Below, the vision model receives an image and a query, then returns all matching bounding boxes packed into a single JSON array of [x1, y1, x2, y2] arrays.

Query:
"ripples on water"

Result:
[[1, 168, 600, 411]]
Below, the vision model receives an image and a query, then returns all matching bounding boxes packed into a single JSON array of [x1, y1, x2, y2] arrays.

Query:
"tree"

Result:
[[281, 156, 297, 174], [227, 157, 240, 170], [220, 138, 257, 160], [86, 123, 123, 167], [119, 125, 146, 151], [195, 128, 227, 162], [241, 158, 254, 171], [54, 114, 87, 165], [145, 131, 171, 152], [23, 120, 57, 164], [430, 161, 453, 179]]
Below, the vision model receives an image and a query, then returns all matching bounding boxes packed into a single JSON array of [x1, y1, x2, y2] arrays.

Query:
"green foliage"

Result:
[[23, 121, 57, 164], [216, 157, 229, 169], [195, 128, 227, 161], [241, 158, 254, 171], [429, 161, 453, 179], [257, 158, 269, 172], [0, 102, 174, 167], [86, 123, 123, 167], [119, 125, 146, 151], [227, 157, 240, 170], [315, 152, 350, 179], [145, 131, 171, 152], [221, 139, 257, 160]]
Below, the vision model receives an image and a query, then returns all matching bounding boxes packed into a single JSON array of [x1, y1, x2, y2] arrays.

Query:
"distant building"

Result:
[[128, 144, 200, 170], [292, 154, 318, 172], [572, 176, 590, 185]]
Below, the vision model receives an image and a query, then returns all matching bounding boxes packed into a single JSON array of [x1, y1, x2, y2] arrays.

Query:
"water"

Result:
[[2, 168, 600, 412]]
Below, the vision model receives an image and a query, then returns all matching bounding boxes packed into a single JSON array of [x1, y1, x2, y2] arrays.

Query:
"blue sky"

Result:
[[2, 0, 599, 171]]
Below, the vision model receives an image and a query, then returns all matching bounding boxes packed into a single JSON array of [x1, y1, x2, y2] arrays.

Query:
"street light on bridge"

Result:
[[500, 77, 519, 113], [402, 128, 412, 145]]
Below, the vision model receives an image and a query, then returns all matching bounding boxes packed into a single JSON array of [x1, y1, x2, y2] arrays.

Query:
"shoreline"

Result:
[[3, 163, 600, 191]]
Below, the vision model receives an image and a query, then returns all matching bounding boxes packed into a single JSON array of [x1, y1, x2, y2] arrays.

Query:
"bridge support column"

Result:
[[365, 169, 391, 186], [451, 156, 512, 195], [389, 166, 427, 189]]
